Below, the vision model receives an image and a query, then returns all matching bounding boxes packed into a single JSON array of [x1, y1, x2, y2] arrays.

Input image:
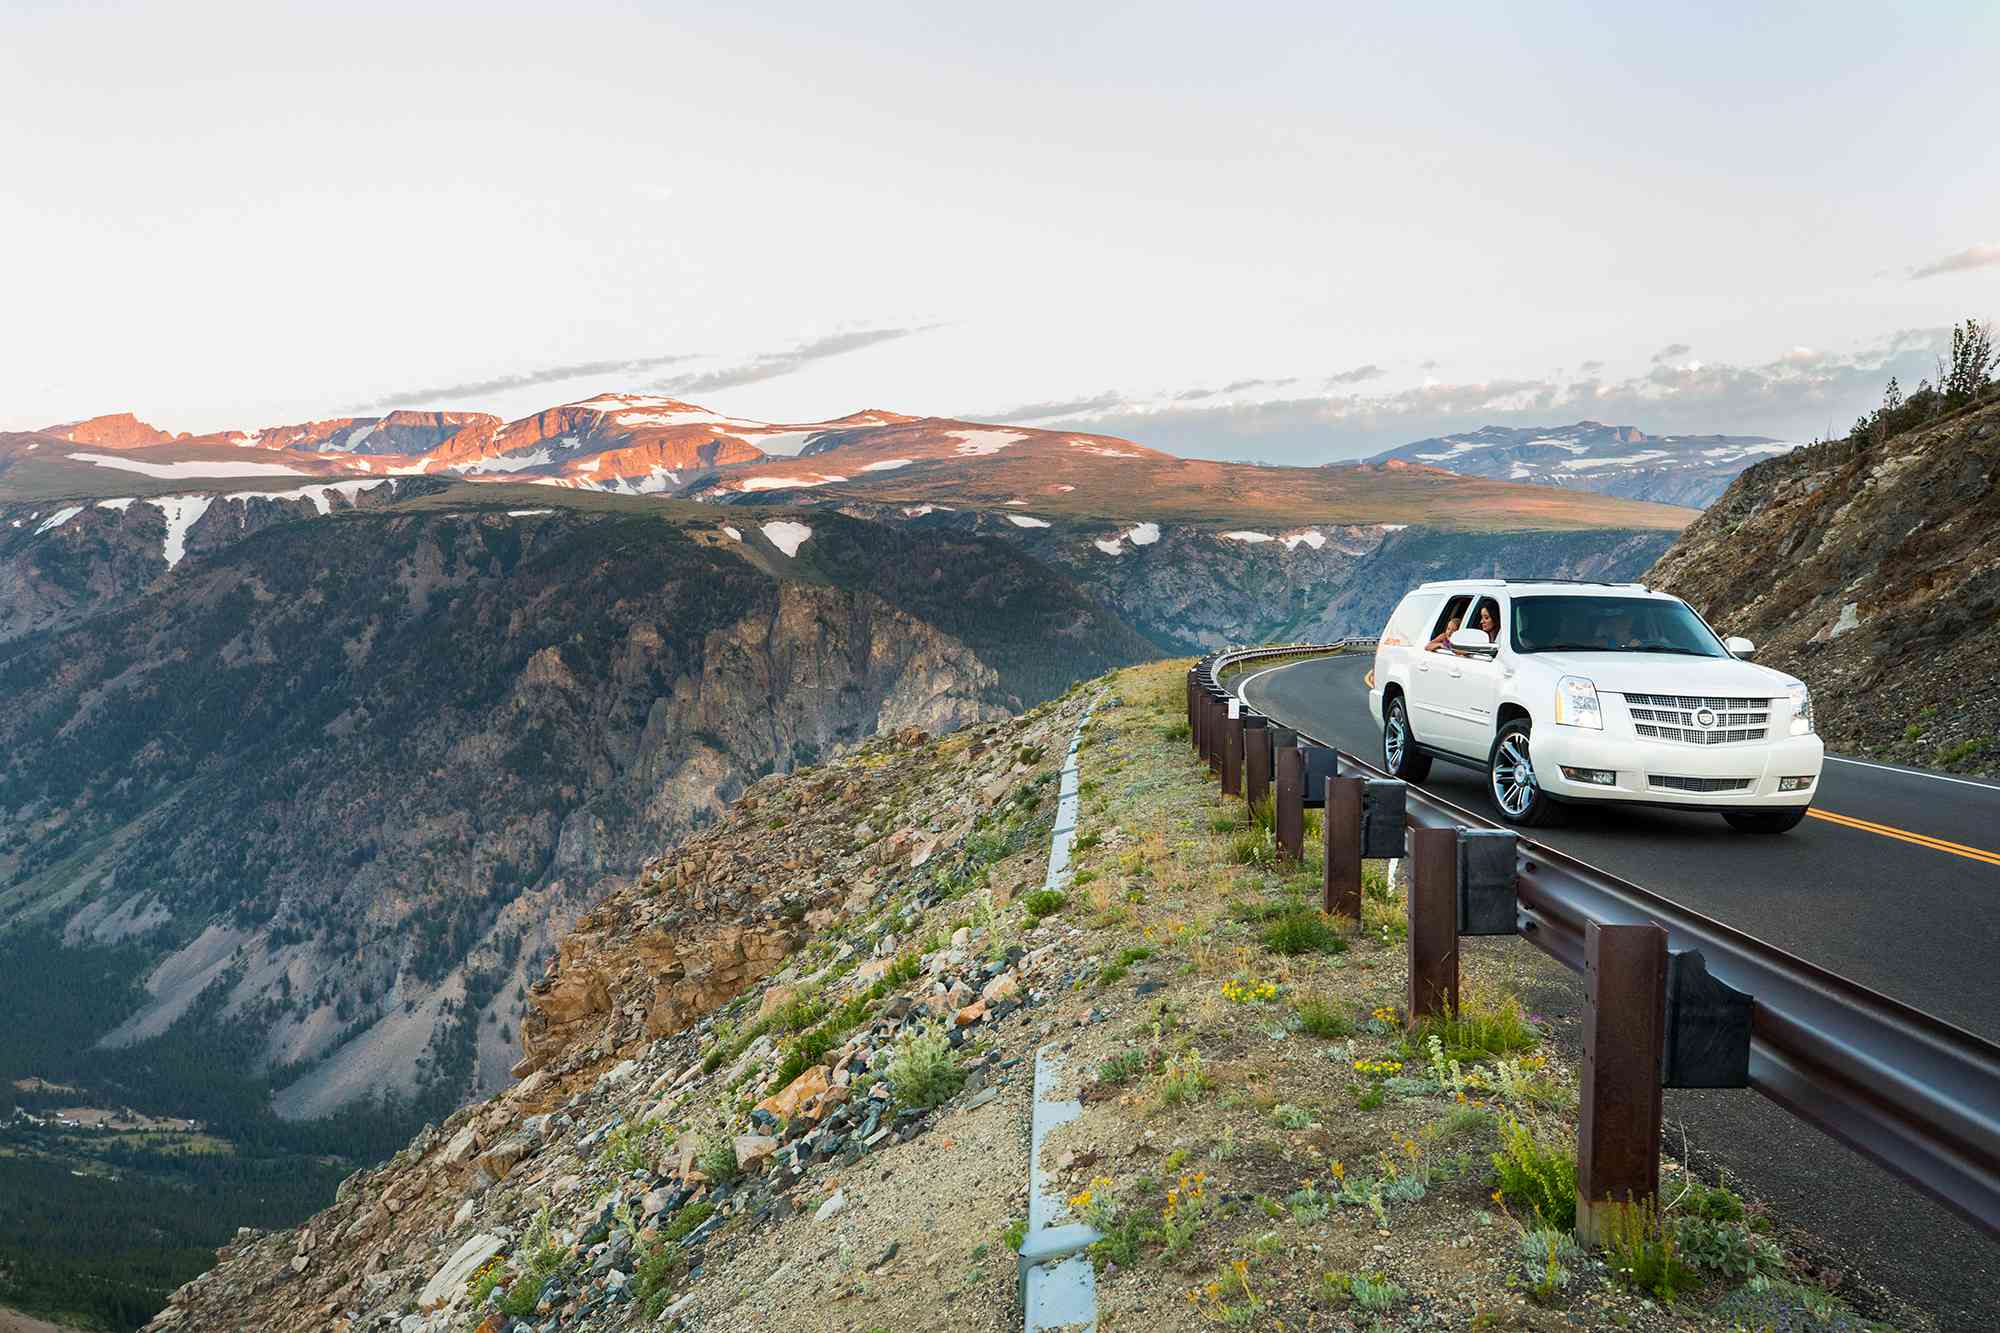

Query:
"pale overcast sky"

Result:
[[5, 1, 1997, 460]]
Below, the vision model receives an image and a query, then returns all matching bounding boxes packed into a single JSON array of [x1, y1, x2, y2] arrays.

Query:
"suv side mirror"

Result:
[[1724, 635, 1755, 657], [1447, 629, 1498, 656]]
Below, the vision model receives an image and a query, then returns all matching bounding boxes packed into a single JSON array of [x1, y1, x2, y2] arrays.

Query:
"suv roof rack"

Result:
[[1415, 577, 1651, 590]]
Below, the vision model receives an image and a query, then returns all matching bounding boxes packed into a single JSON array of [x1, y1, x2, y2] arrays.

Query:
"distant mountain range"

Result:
[[1358, 420, 1800, 507], [7, 397, 1695, 528]]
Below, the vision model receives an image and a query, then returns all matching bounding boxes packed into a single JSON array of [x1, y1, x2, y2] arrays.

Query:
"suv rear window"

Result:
[[1509, 595, 1728, 657]]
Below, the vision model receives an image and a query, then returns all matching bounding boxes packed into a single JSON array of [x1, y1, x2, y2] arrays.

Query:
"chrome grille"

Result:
[[1648, 775, 1754, 794], [1624, 693, 1772, 745]]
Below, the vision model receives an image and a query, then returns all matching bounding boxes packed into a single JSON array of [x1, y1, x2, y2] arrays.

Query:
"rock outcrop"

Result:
[[1648, 397, 2000, 770]]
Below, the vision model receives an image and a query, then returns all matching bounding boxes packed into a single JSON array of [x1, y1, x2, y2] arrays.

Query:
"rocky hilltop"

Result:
[[1648, 396, 2000, 771]]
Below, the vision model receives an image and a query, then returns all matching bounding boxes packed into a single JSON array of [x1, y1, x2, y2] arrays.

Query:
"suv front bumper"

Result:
[[1531, 727, 1824, 809]]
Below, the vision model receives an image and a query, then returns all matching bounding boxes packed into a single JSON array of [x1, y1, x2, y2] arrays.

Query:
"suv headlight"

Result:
[[1786, 682, 1814, 735], [1554, 675, 1602, 729]]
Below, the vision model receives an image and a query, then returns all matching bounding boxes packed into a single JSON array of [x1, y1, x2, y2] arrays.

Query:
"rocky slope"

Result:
[[1648, 397, 2000, 771], [1364, 421, 1797, 507], [138, 691, 1089, 1333], [0, 496, 1154, 1128]]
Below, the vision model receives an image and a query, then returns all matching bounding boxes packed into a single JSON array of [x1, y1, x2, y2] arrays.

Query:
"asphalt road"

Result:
[[1237, 652, 2000, 1330]]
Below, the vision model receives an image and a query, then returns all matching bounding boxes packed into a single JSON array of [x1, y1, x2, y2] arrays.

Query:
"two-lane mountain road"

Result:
[[1235, 651, 2000, 1330]]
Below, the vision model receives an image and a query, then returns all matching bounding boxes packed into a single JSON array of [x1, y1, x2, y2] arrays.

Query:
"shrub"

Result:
[[1490, 1113, 1576, 1230], [1713, 1275, 1869, 1330], [1155, 1048, 1212, 1108], [1410, 987, 1538, 1063], [1270, 1103, 1315, 1129], [1349, 1272, 1406, 1312], [1674, 1214, 1781, 1279], [628, 1237, 687, 1320], [1022, 889, 1068, 921], [888, 1022, 965, 1108], [884, 951, 923, 985], [1601, 1198, 1696, 1303], [1097, 1049, 1149, 1085], [1260, 910, 1348, 957], [695, 1133, 741, 1184], [1294, 989, 1353, 1038]]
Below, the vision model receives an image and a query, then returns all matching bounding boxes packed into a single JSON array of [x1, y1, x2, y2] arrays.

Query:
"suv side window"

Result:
[[1466, 596, 1503, 645], [1428, 595, 1473, 642]]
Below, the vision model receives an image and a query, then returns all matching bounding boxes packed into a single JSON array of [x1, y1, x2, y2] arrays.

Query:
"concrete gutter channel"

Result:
[[1020, 696, 1102, 1331]]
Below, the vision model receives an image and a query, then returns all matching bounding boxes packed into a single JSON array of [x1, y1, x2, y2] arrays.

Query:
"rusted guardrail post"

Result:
[[1576, 921, 1668, 1246], [1186, 670, 1198, 749], [1197, 690, 1212, 769], [1406, 825, 1460, 1025], [1222, 705, 1244, 798], [1244, 720, 1271, 814], [1324, 775, 1363, 920], [1275, 744, 1304, 861], [1200, 688, 1216, 772]]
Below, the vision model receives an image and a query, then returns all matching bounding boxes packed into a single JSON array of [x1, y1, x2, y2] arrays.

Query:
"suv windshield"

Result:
[[1509, 595, 1728, 657]]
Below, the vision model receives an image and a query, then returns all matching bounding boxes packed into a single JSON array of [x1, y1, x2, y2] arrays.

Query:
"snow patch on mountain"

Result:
[[1005, 514, 1051, 528], [738, 474, 846, 492], [859, 458, 914, 472], [223, 479, 390, 516], [1221, 530, 1274, 543], [947, 430, 1027, 457], [760, 521, 812, 556], [148, 495, 215, 568], [34, 506, 84, 535], [97, 498, 136, 511], [1125, 522, 1161, 546], [70, 452, 310, 479]]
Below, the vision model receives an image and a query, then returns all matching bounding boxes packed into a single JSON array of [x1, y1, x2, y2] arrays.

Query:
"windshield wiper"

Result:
[[1528, 643, 1613, 652], [1624, 646, 1712, 655]]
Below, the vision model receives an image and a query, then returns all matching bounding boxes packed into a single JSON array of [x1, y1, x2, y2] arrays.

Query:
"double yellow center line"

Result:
[[1807, 808, 2000, 867]]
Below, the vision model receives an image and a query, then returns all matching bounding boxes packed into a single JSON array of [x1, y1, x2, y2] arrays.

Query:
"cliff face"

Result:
[[0, 503, 1152, 1120], [1647, 399, 2000, 770], [1290, 525, 1679, 639], [0, 477, 449, 643]]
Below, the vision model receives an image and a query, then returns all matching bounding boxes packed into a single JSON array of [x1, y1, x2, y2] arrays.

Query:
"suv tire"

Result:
[[1382, 695, 1432, 781], [1488, 718, 1559, 827], [1722, 808, 1809, 835]]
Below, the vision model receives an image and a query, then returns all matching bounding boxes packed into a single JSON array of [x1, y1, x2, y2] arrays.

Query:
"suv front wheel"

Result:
[[1488, 719, 1559, 827], [1382, 695, 1432, 781]]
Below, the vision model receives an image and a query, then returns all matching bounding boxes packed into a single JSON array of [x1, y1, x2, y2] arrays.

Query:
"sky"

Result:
[[5, 1, 1998, 462]]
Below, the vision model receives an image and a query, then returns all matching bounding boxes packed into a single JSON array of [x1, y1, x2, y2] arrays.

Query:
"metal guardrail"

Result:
[[1194, 642, 2000, 1240]]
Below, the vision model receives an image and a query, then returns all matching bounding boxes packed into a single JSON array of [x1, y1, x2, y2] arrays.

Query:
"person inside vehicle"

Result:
[[1427, 603, 1498, 653]]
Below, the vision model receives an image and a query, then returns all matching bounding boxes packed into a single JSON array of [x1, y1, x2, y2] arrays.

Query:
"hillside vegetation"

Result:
[[138, 660, 1933, 1332], [1650, 351, 2000, 773]]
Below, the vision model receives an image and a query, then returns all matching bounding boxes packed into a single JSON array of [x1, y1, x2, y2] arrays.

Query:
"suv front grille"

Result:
[[1648, 774, 1753, 794], [1624, 693, 1772, 745]]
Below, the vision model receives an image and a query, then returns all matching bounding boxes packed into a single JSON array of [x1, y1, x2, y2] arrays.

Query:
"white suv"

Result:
[[1368, 579, 1823, 833]]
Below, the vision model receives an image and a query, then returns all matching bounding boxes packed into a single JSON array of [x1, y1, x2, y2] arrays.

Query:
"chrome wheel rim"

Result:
[[1492, 733, 1536, 817], [1385, 705, 1407, 770]]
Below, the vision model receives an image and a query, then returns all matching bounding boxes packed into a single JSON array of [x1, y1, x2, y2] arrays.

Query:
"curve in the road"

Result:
[[1236, 650, 2000, 1332]]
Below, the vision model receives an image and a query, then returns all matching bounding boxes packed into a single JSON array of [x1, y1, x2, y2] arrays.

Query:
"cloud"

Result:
[[1172, 376, 1298, 402], [1325, 363, 1386, 386], [349, 352, 704, 412], [1578, 359, 1605, 374], [1651, 342, 1693, 362], [1419, 359, 1440, 371], [1040, 327, 1955, 465], [1909, 243, 2000, 280], [984, 390, 1130, 422], [653, 326, 937, 395]]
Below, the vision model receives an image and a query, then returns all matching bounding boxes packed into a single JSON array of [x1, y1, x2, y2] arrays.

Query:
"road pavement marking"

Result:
[[1824, 755, 2000, 793], [1806, 808, 2000, 867]]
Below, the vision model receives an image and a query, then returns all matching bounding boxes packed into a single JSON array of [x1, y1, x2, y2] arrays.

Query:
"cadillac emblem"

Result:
[[1694, 707, 1718, 728]]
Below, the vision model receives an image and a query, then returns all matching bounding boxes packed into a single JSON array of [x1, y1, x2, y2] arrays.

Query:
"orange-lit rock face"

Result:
[[44, 412, 179, 449]]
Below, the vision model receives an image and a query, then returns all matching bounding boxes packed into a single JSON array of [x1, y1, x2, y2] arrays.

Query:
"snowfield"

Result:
[[148, 495, 215, 568], [760, 521, 813, 556], [1221, 530, 1274, 543], [1005, 514, 1051, 528], [947, 429, 1027, 456], [70, 452, 310, 479], [222, 479, 390, 516], [859, 458, 914, 472], [34, 506, 84, 534]]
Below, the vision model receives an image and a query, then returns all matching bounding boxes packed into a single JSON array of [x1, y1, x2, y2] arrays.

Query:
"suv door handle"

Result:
[[1416, 661, 1430, 672], [1449, 665, 1464, 678]]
